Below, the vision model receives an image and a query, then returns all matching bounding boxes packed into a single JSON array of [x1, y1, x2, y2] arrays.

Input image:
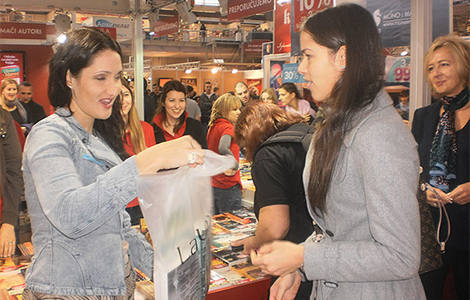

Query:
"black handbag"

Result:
[[417, 175, 443, 274]]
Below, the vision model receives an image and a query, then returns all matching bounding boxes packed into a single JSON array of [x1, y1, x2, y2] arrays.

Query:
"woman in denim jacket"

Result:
[[22, 28, 204, 299]]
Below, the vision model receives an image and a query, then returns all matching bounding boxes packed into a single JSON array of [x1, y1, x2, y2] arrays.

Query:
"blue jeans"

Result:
[[213, 184, 242, 214]]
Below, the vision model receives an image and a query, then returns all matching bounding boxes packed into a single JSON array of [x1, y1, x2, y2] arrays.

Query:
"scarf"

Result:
[[429, 87, 469, 192]]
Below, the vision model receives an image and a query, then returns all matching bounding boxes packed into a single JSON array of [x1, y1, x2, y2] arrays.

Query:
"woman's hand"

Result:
[[135, 136, 204, 174], [447, 182, 470, 205], [223, 169, 237, 176], [0, 224, 16, 258], [426, 186, 452, 207], [270, 271, 302, 300], [231, 236, 257, 255], [251, 241, 304, 277]]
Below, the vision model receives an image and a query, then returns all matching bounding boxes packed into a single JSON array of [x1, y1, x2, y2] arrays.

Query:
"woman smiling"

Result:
[[151, 80, 207, 148]]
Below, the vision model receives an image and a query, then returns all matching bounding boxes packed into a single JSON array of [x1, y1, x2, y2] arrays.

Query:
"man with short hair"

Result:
[[18, 82, 46, 124], [234, 81, 253, 106], [185, 85, 201, 121], [198, 82, 218, 131]]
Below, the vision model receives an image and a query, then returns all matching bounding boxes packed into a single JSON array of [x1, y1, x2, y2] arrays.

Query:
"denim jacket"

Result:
[[23, 108, 153, 296]]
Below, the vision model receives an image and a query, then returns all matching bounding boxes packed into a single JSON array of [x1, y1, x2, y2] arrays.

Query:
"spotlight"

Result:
[[185, 69, 192, 74], [400, 50, 409, 56], [53, 13, 71, 33], [149, 31, 155, 36], [211, 67, 219, 74], [232, 68, 238, 74]]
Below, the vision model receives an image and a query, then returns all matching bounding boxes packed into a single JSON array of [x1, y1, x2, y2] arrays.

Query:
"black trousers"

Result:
[[420, 246, 469, 300]]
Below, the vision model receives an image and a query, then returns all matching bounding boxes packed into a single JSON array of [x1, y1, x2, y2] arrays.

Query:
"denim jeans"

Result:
[[213, 184, 242, 214]]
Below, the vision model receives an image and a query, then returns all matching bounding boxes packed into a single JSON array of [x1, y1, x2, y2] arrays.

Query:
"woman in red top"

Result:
[[207, 93, 242, 214], [120, 78, 156, 225], [152, 80, 207, 148]]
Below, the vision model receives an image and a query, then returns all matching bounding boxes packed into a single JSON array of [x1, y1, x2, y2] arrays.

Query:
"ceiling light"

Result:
[[400, 50, 409, 56], [185, 69, 192, 74], [57, 33, 67, 44], [232, 68, 238, 74], [211, 67, 219, 74]]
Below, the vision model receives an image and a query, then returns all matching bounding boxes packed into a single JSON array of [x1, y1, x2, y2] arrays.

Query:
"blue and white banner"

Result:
[[367, 0, 411, 48], [282, 63, 305, 83]]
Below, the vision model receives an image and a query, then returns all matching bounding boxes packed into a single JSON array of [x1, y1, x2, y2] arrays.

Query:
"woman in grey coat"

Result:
[[251, 4, 425, 300]]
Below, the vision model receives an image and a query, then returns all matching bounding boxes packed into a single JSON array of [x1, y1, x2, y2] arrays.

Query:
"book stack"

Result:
[[18, 242, 34, 256]]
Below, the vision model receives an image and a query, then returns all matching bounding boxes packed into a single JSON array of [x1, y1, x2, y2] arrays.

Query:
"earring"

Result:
[[68, 85, 72, 89], [341, 65, 345, 70]]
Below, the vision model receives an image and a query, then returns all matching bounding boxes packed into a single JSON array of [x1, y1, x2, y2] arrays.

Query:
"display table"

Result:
[[206, 277, 270, 300]]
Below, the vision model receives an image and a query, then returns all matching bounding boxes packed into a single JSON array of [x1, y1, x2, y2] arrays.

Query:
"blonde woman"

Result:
[[207, 93, 242, 214], [121, 78, 156, 225], [1, 78, 30, 128], [260, 87, 278, 105]]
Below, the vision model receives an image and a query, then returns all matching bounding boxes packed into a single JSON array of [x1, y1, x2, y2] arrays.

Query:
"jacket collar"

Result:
[[54, 107, 122, 167]]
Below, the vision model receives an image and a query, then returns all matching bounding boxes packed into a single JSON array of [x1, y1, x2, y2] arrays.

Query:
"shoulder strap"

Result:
[[260, 123, 315, 152]]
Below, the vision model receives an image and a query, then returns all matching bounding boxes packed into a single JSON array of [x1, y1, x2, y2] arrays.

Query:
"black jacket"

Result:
[[0, 108, 23, 226]]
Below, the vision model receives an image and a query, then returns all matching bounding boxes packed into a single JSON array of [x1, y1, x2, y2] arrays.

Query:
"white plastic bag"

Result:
[[137, 150, 236, 300]]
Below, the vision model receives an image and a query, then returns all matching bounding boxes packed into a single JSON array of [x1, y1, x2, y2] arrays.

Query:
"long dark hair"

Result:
[[154, 80, 187, 132], [48, 27, 127, 160], [304, 4, 384, 213], [279, 82, 301, 99]]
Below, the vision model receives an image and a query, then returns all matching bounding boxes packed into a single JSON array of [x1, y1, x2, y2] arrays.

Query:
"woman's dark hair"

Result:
[[303, 4, 384, 213], [279, 82, 301, 99], [155, 80, 187, 132], [234, 102, 303, 162], [48, 27, 127, 160]]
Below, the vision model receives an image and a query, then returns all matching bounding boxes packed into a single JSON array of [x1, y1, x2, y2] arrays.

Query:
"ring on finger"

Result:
[[186, 152, 197, 164]]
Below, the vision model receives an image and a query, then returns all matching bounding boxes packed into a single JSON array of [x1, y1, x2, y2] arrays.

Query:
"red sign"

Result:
[[293, 0, 333, 32], [274, 0, 291, 54], [228, 0, 274, 21], [0, 52, 24, 83], [244, 39, 270, 54], [0, 22, 47, 39], [152, 16, 179, 38], [97, 27, 117, 40]]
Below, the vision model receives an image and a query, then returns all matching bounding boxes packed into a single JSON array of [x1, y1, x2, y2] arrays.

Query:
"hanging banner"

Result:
[[367, 0, 411, 48], [274, 0, 291, 54], [228, 0, 274, 21], [244, 39, 270, 55], [152, 16, 179, 38], [0, 52, 25, 83], [282, 63, 305, 83], [82, 16, 132, 41], [293, 0, 333, 32], [0, 22, 47, 40]]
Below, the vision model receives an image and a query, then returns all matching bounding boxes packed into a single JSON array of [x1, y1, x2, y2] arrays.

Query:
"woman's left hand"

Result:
[[447, 182, 470, 205], [223, 169, 237, 176], [251, 241, 304, 277], [270, 271, 302, 300]]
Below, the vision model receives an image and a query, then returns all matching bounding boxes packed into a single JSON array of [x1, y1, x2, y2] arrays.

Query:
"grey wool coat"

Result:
[[302, 90, 426, 300]]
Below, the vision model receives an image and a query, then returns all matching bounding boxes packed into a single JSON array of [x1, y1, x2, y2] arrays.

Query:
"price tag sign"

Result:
[[293, 0, 333, 32], [282, 63, 305, 83]]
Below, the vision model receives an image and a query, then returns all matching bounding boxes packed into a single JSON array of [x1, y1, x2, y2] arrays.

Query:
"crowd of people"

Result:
[[0, 3, 468, 300]]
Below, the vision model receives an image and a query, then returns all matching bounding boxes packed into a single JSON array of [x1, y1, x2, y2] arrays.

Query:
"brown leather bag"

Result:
[[417, 176, 442, 274]]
